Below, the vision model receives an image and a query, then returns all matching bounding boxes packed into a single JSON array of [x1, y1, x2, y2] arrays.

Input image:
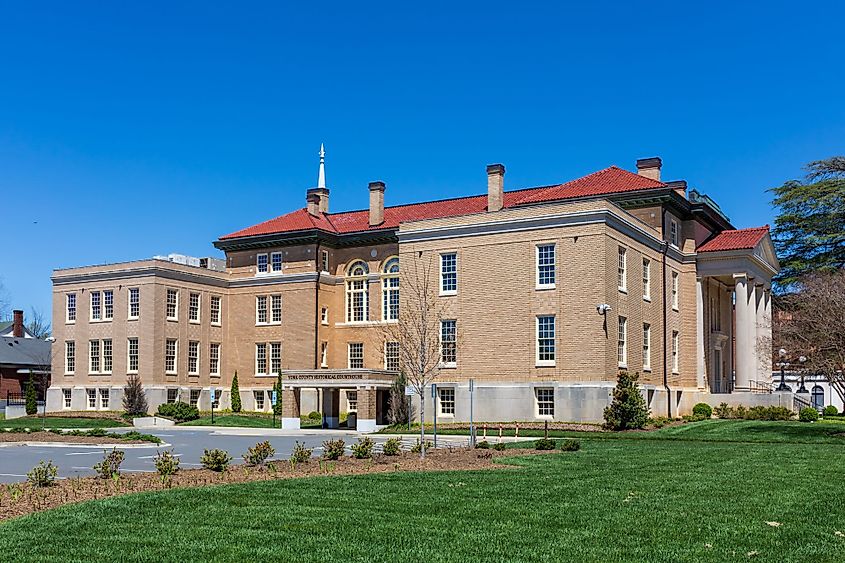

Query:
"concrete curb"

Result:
[[0, 441, 170, 449]]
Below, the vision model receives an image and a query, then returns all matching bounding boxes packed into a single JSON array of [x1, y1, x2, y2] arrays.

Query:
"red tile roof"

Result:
[[219, 166, 666, 240], [697, 226, 769, 252]]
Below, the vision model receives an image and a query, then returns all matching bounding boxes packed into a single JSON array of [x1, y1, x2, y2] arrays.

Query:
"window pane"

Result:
[[441, 253, 457, 293], [440, 320, 457, 364], [537, 245, 556, 287], [537, 316, 555, 362]]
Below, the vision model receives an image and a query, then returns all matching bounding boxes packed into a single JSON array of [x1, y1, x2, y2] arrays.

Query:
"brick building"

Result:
[[47, 150, 780, 427]]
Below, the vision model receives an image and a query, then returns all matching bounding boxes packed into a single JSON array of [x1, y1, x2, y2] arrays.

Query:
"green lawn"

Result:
[[179, 414, 323, 429], [0, 416, 128, 430], [1, 420, 844, 561]]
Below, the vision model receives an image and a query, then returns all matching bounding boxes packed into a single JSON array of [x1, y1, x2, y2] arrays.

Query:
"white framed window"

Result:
[[440, 253, 457, 295], [320, 342, 328, 368], [270, 252, 283, 273], [128, 288, 140, 319], [89, 340, 101, 374], [270, 342, 282, 374], [347, 391, 358, 412], [385, 341, 400, 371], [90, 291, 102, 321], [256, 295, 269, 325], [254, 390, 266, 411], [617, 247, 627, 292], [66, 293, 77, 323], [102, 339, 112, 374], [672, 330, 680, 373], [65, 341, 76, 374], [165, 339, 178, 374], [255, 343, 268, 375], [127, 338, 139, 373], [438, 387, 455, 416], [440, 320, 457, 367], [87, 388, 97, 410], [166, 388, 178, 404], [271, 295, 282, 324], [210, 295, 221, 325], [617, 316, 627, 367], [382, 258, 399, 321], [536, 316, 556, 366], [321, 307, 329, 325], [346, 262, 369, 323], [166, 288, 178, 320], [189, 389, 200, 408], [189, 293, 200, 323], [209, 343, 220, 375], [188, 341, 199, 375], [671, 272, 679, 311], [62, 388, 72, 409], [643, 324, 651, 371], [642, 258, 651, 301], [536, 244, 556, 289], [103, 290, 113, 320], [99, 388, 110, 410], [536, 388, 554, 417], [257, 253, 269, 274], [348, 342, 364, 369], [320, 249, 330, 273], [670, 219, 679, 248]]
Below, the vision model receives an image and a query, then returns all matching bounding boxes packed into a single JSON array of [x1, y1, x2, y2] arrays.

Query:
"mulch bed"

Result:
[[0, 447, 548, 522], [0, 432, 149, 445]]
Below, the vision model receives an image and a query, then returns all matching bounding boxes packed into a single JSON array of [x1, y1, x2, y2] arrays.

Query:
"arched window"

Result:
[[382, 257, 399, 321], [811, 385, 825, 409], [346, 261, 369, 322]]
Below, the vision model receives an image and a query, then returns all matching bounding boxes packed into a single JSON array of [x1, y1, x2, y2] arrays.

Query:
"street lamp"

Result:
[[776, 348, 791, 391], [797, 355, 808, 394]]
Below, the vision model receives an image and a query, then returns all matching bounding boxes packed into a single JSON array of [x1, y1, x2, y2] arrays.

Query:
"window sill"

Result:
[[189, 320, 200, 325], [66, 321, 76, 325], [438, 413, 455, 419], [165, 372, 178, 376], [643, 367, 652, 373], [128, 317, 139, 321], [211, 322, 222, 327], [618, 364, 628, 369], [439, 291, 457, 297], [672, 307, 679, 312], [535, 415, 554, 420], [210, 374, 221, 377], [535, 285, 556, 291], [535, 362, 556, 368], [643, 297, 651, 303], [127, 371, 138, 375], [64, 373, 74, 376], [618, 288, 627, 294], [439, 364, 457, 369], [188, 373, 199, 377], [166, 318, 179, 322]]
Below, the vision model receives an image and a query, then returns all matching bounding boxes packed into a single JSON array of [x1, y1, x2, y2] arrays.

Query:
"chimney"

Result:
[[636, 157, 662, 181], [487, 163, 505, 212], [312, 187, 329, 212], [666, 180, 687, 199], [12, 310, 23, 338], [306, 191, 321, 216], [369, 181, 385, 226]]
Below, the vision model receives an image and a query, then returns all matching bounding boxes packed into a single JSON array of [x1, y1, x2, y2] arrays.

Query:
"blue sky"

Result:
[[1, 1, 843, 321]]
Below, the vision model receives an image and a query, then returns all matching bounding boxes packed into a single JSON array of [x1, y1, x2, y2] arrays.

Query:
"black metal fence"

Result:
[[5, 392, 44, 406]]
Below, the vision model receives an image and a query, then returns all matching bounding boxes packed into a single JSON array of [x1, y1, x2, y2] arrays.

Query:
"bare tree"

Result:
[[25, 307, 51, 339], [775, 271, 845, 404], [0, 279, 9, 320], [379, 255, 449, 458]]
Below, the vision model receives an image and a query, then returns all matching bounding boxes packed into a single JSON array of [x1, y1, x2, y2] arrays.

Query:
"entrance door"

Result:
[[713, 349, 724, 393]]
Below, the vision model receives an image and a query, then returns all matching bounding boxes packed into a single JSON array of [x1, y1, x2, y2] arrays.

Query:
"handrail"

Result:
[[749, 380, 774, 394]]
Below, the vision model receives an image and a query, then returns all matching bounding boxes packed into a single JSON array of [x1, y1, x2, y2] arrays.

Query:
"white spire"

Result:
[[317, 143, 326, 189]]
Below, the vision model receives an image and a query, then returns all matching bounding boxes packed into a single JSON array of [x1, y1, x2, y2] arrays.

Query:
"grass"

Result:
[[179, 413, 324, 429], [1, 420, 844, 561], [0, 416, 128, 430]]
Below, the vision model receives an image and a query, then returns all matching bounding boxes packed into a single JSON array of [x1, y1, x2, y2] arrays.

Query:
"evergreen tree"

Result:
[[272, 372, 283, 416], [230, 371, 242, 413], [24, 371, 38, 416], [603, 370, 649, 430], [387, 371, 413, 425], [770, 157, 845, 288], [123, 374, 148, 416]]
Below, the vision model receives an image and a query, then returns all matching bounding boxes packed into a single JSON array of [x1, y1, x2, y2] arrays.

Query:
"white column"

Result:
[[696, 277, 706, 390], [760, 288, 773, 383], [733, 274, 756, 391]]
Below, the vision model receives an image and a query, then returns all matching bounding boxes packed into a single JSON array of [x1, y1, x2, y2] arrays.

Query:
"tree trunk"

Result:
[[419, 393, 425, 460]]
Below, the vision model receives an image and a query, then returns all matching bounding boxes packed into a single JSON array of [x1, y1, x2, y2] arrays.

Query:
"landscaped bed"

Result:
[[0, 414, 129, 430], [0, 429, 160, 446]]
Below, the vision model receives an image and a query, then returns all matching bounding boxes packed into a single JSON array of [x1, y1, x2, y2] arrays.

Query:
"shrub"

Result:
[[322, 438, 346, 460], [648, 416, 671, 428], [307, 411, 322, 421], [823, 405, 838, 417], [291, 441, 313, 463], [746, 406, 793, 421], [382, 437, 402, 456], [27, 460, 58, 487], [799, 407, 819, 423], [123, 374, 148, 416], [201, 448, 232, 471], [475, 440, 490, 449], [243, 441, 275, 466], [154, 450, 180, 479], [351, 436, 375, 459], [560, 439, 581, 452], [714, 402, 732, 419], [24, 372, 38, 416], [93, 448, 125, 479], [272, 373, 283, 416], [492, 443, 506, 451], [534, 438, 556, 450], [230, 372, 242, 413], [692, 403, 713, 419], [410, 439, 433, 454], [85, 428, 107, 438], [122, 430, 161, 444], [603, 369, 649, 430], [157, 401, 200, 422]]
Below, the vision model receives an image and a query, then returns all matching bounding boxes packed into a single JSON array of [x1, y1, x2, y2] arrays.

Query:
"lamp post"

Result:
[[797, 355, 808, 394], [776, 348, 791, 392]]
